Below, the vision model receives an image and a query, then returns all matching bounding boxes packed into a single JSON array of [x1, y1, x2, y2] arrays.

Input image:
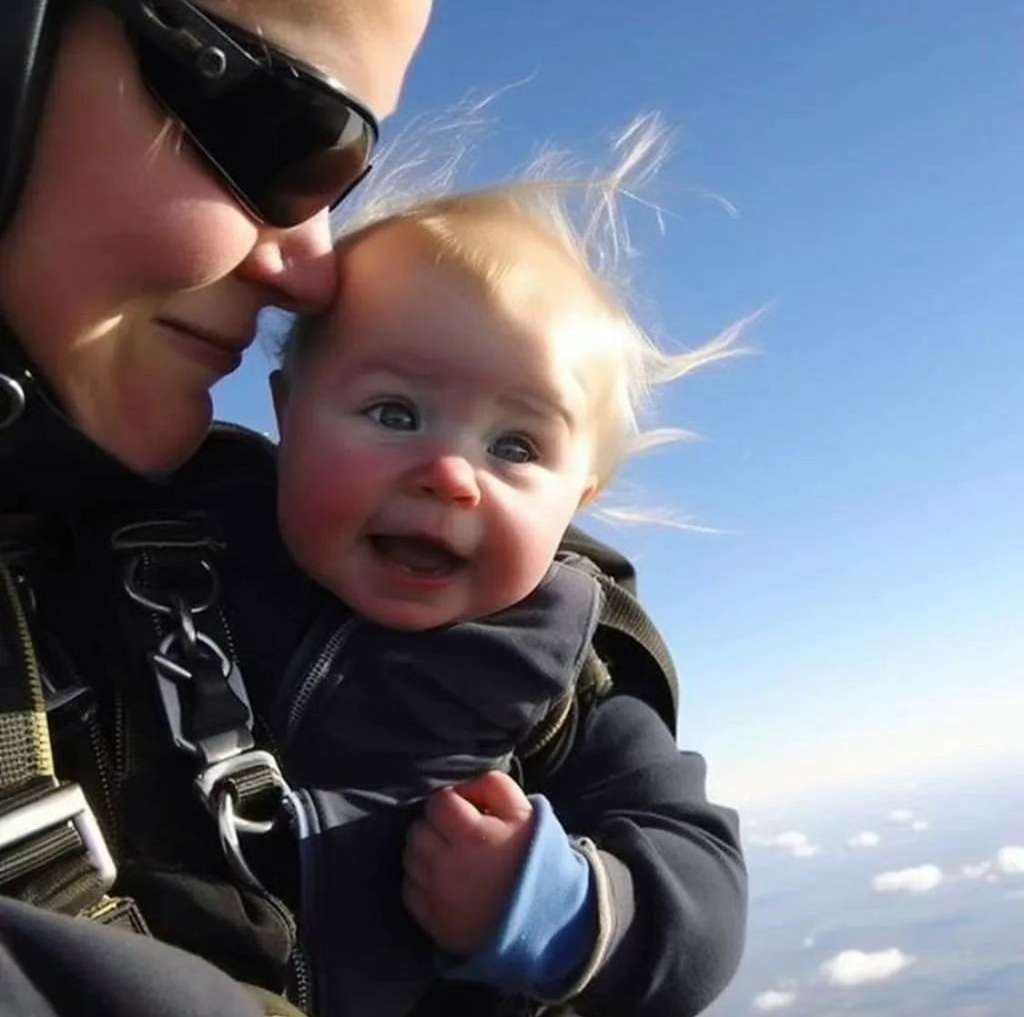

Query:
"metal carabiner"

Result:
[[151, 628, 230, 683], [123, 555, 219, 616]]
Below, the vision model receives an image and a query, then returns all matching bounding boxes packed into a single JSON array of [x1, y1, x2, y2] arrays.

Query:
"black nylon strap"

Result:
[[592, 571, 679, 733], [15, 843, 108, 914], [555, 551, 679, 734], [222, 759, 284, 825], [519, 552, 678, 788], [0, 778, 78, 884]]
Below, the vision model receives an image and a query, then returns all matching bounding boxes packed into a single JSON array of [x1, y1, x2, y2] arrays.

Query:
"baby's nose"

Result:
[[415, 454, 481, 508]]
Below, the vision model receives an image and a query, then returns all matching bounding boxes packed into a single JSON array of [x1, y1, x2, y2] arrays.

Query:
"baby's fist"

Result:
[[402, 771, 534, 955]]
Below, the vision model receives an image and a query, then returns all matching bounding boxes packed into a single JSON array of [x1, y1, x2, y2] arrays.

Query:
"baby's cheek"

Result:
[[485, 531, 557, 613], [277, 452, 335, 553], [279, 439, 378, 547]]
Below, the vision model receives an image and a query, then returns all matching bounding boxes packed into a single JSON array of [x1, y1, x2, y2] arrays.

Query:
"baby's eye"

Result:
[[489, 433, 538, 464], [364, 400, 418, 431]]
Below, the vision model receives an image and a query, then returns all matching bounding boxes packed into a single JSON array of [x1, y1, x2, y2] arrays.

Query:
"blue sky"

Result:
[[218, 0, 1023, 806]]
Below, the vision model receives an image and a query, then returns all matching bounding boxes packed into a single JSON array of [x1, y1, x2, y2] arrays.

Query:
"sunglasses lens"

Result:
[[255, 91, 375, 226], [135, 34, 375, 227]]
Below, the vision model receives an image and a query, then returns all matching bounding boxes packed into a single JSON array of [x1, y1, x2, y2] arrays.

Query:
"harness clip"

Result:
[[0, 782, 116, 894]]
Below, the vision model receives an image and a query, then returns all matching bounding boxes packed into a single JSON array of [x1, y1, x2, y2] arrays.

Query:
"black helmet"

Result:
[[0, 0, 62, 230]]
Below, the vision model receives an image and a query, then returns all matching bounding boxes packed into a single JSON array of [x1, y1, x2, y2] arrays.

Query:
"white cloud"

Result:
[[886, 809, 930, 831], [821, 948, 915, 986], [775, 831, 809, 850], [752, 989, 796, 1011], [873, 864, 943, 894], [997, 846, 1024, 875], [961, 861, 992, 880], [754, 830, 821, 858], [802, 935, 816, 949], [957, 847, 1024, 884], [848, 831, 881, 848]]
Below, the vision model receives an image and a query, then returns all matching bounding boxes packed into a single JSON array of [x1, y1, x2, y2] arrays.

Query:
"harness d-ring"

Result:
[[215, 789, 264, 890], [123, 556, 219, 616], [151, 629, 231, 683], [0, 374, 26, 430], [200, 752, 291, 890]]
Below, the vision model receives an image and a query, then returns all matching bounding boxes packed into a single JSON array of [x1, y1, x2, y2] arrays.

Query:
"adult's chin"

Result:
[[85, 389, 214, 476]]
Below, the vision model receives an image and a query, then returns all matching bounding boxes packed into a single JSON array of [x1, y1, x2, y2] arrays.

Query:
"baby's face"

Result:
[[274, 223, 601, 630]]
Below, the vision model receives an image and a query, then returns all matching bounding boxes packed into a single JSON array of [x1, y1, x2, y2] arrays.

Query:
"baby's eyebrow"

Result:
[[499, 389, 577, 431], [350, 355, 434, 382]]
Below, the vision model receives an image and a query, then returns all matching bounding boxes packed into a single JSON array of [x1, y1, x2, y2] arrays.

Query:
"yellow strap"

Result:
[[0, 563, 54, 787]]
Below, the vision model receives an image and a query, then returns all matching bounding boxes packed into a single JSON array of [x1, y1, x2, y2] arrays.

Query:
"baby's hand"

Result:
[[402, 770, 535, 956]]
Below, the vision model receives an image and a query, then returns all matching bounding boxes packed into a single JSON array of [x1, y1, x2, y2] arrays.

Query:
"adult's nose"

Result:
[[414, 454, 481, 508], [235, 208, 337, 313]]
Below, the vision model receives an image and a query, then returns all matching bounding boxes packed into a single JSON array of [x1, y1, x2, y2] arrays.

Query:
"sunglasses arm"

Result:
[[91, 0, 258, 88]]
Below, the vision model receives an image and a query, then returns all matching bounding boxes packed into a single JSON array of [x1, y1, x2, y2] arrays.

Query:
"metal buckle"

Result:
[[195, 752, 290, 890], [0, 783, 116, 893]]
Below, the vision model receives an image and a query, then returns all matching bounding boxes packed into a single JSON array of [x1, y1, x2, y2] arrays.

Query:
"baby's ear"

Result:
[[269, 370, 290, 434]]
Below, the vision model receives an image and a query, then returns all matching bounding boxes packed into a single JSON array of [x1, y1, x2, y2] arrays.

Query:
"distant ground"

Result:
[[703, 758, 1024, 1016]]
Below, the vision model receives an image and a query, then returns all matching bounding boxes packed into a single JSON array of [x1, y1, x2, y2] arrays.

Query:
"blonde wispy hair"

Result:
[[282, 107, 748, 498]]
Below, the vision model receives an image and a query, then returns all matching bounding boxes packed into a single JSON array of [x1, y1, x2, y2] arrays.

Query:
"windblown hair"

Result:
[[281, 110, 746, 492]]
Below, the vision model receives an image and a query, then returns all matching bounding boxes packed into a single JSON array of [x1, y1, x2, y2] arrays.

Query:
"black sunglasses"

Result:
[[91, 0, 379, 227]]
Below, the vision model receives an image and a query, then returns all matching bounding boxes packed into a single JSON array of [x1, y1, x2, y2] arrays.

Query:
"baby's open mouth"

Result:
[[369, 535, 467, 577]]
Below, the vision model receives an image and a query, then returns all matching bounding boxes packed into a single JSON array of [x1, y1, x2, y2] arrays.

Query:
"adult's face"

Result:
[[0, 0, 431, 473]]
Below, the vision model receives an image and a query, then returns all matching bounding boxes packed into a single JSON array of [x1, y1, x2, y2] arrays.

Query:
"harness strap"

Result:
[[0, 563, 52, 785], [590, 572, 679, 734], [0, 562, 118, 917], [518, 554, 677, 787], [115, 518, 291, 890]]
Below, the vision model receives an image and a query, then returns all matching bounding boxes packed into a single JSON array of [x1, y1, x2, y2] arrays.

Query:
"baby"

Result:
[[270, 147, 744, 1017]]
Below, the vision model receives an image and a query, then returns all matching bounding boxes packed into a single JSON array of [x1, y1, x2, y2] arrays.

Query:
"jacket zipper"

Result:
[[85, 703, 120, 852], [288, 937, 314, 1014], [283, 618, 358, 746], [253, 882, 314, 1013], [288, 788, 325, 1016]]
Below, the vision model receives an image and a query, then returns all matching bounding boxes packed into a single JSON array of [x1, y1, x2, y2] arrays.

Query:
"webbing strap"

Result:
[[593, 572, 679, 731], [557, 554, 679, 734], [0, 563, 53, 789], [223, 763, 285, 824], [0, 779, 78, 884], [0, 563, 116, 916]]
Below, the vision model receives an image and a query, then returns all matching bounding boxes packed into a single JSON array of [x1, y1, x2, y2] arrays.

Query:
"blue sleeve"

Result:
[[440, 794, 597, 998]]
